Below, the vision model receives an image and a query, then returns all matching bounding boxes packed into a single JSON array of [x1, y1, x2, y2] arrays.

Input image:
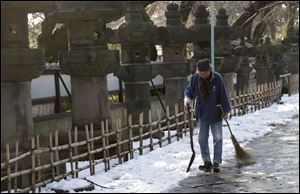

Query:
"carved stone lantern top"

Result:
[[188, 5, 210, 43], [195, 5, 209, 25], [216, 8, 229, 26], [118, 1, 156, 44], [165, 3, 181, 26], [157, 2, 188, 44]]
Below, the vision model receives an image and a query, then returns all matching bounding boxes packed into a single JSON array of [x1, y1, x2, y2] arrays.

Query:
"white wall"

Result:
[[31, 73, 165, 99]]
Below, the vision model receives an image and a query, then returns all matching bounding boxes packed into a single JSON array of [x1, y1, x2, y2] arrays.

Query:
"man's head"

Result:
[[197, 59, 211, 79]]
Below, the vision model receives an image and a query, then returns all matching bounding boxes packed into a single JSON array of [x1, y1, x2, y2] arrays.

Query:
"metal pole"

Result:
[[54, 71, 62, 113], [57, 71, 72, 99], [210, 1, 215, 71], [150, 80, 166, 115]]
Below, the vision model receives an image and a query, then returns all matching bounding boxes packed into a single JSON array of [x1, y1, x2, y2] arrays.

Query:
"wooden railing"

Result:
[[0, 79, 288, 193]]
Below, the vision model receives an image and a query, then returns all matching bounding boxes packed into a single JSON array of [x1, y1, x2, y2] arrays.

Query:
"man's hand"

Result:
[[222, 112, 229, 119], [184, 96, 192, 107]]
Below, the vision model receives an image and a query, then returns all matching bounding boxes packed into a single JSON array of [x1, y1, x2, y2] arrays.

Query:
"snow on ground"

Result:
[[40, 94, 299, 193]]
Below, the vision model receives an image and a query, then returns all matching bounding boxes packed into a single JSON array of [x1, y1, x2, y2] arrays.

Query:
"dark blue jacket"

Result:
[[184, 71, 231, 123]]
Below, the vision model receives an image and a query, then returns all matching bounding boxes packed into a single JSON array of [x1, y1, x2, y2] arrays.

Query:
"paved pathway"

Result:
[[168, 115, 299, 193]]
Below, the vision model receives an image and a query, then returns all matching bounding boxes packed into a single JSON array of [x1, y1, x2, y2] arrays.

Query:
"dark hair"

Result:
[[197, 59, 211, 71]]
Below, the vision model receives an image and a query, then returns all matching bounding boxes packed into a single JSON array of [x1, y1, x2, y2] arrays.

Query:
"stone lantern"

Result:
[[116, 2, 158, 127], [233, 37, 254, 94], [214, 8, 243, 96], [1, 1, 54, 188], [282, 27, 299, 74], [47, 2, 122, 132], [253, 38, 272, 85], [156, 2, 190, 114]]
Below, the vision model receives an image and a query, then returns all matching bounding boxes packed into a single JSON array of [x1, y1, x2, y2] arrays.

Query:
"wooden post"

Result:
[[101, 121, 107, 172], [271, 81, 274, 102], [260, 84, 264, 109], [74, 126, 78, 178], [68, 128, 75, 178], [251, 87, 256, 112], [139, 112, 143, 155], [263, 83, 267, 108], [287, 75, 291, 96], [157, 109, 162, 148], [244, 88, 248, 114], [183, 105, 187, 136], [240, 89, 244, 115], [85, 124, 93, 175], [263, 83, 266, 107], [166, 106, 171, 144], [258, 84, 261, 110], [233, 95, 236, 116], [31, 137, 36, 193], [262, 83, 266, 107], [14, 142, 19, 192], [248, 87, 251, 112], [149, 110, 153, 151], [229, 92, 232, 118], [54, 130, 60, 175], [74, 126, 79, 178], [105, 120, 110, 170], [267, 82, 271, 106], [6, 143, 11, 193], [254, 84, 258, 111], [117, 118, 123, 164], [36, 136, 41, 192], [128, 115, 134, 159], [174, 104, 180, 140], [49, 133, 55, 180], [89, 122, 95, 174], [237, 90, 241, 116]]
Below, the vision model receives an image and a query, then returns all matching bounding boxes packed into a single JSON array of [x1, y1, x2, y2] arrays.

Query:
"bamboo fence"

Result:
[[1, 79, 293, 193]]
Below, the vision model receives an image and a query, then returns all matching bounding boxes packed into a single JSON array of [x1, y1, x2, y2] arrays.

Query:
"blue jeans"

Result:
[[198, 120, 223, 164]]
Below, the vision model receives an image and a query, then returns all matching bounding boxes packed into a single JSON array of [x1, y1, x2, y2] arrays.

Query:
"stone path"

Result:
[[168, 115, 299, 193]]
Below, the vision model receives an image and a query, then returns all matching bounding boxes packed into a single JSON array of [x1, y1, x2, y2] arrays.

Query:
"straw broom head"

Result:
[[231, 135, 256, 165]]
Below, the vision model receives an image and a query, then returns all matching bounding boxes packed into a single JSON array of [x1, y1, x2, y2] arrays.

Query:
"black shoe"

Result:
[[212, 163, 220, 173], [199, 162, 212, 171]]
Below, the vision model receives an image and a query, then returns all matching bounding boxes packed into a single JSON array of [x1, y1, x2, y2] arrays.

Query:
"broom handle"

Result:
[[219, 105, 234, 137]]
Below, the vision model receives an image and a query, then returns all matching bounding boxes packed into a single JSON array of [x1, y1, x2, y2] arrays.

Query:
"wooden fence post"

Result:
[[85, 124, 93, 175], [139, 113, 144, 155], [74, 126, 78, 178], [68, 128, 74, 178], [36, 136, 41, 192], [6, 143, 11, 193], [49, 133, 55, 180], [128, 115, 134, 159], [183, 105, 187, 136], [89, 122, 95, 174], [166, 106, 171, 144], [54, 130, 60, 176], [117, 118, 123, 164], [31, 137, 36, 193], [105, 120, 110, 170], [101, 121, 107, 172], [174, 104, 180, 140], [258, 84, 262, 110], [149, 110, 153, 151], [14, 142, 19, 192], [157, 109, 162, 148]]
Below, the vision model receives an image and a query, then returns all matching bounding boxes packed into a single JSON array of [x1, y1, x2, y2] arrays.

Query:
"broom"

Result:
[[218, 105, 255, 165]]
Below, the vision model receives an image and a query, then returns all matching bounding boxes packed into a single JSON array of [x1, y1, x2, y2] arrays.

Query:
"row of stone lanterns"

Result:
[[1, 1, 298, 189]]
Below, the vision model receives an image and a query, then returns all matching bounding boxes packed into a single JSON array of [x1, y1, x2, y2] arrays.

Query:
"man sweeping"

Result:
[[184, 59, 231, 173]]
